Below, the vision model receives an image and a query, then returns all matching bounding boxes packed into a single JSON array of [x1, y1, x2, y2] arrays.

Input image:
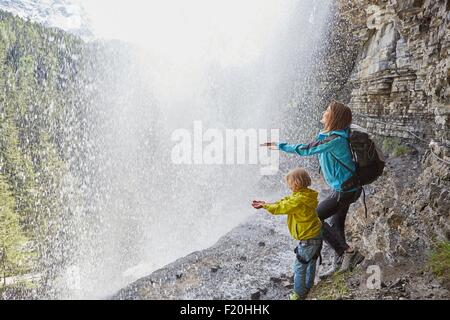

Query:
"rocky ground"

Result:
[[113, 145, 449, 300], [112, 210, 448, 301]]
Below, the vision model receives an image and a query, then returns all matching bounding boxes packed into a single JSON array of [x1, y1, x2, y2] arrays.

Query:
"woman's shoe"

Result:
[[339, 249, 364, 273], [350, 251, 365, 270], [319, 253, 342, 279], [339, 250, 356, 273]]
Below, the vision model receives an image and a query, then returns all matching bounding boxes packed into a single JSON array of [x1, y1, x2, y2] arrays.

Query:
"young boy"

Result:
[[252, 168, 322, 300]]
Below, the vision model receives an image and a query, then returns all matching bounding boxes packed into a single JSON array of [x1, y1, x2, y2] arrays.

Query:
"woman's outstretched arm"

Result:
[[275, 135, 342, 156]]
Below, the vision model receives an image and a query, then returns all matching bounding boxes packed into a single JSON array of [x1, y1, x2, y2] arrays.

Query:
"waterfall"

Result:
[[52, 0, 333, 299]]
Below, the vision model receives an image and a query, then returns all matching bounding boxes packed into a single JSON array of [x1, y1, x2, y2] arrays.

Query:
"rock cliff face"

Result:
[[334, 0, 450, 268], [347, 145, 449, 266], [337, 0, 449, 144]]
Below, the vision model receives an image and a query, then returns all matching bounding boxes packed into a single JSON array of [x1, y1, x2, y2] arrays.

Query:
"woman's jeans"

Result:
[[317, 188, 361, 256], [293, 236, 322, 296]]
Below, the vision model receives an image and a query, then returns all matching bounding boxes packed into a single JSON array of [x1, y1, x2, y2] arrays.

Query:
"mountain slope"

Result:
[[0, 0, 92, 37]]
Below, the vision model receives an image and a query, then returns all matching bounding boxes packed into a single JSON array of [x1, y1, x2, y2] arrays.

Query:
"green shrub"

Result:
[[382, 137, 401, 153], [310, 272, 350, 300], [428, 241, 450, 287], [382, 138, 412, 157], [392, 145, 412, 157]]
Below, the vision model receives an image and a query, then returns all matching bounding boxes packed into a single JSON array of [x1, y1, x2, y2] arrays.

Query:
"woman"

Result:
[[264, 101, 364, 277]]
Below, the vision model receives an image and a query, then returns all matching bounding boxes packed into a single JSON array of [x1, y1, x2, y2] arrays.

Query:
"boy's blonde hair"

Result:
[[285, 168, 311, 191]]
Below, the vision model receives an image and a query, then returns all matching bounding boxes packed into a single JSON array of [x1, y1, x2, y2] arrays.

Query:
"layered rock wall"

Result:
[[333, 0, 450, 265], [337, 0, 449, 145]]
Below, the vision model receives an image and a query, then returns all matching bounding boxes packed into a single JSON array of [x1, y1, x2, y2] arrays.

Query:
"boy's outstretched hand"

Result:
[[252, 200, 266, 209]]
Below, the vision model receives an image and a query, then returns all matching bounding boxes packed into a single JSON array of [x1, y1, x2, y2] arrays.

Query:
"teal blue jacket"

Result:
[[278, 129, 356, 192]]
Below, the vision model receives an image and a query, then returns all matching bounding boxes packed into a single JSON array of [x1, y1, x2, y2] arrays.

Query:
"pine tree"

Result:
[[0, 10, 99, 295], [0, 174, 29, 287]]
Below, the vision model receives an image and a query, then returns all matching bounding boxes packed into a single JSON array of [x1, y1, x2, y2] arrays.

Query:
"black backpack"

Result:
[[330, 125, 385, 216]]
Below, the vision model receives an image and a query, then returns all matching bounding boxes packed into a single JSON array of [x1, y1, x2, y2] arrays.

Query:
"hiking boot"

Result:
[[339, 249, 364, 273], [350, 251, 365, 270], [319, 263, 340, 279], [319, 253, 342, 279], [339, 250, 355, 273], [289, 290, 308, 300]]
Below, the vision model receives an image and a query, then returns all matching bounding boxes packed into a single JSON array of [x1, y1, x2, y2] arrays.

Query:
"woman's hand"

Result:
[[252, 200, 266, 209], [260, 142, 278, 149]]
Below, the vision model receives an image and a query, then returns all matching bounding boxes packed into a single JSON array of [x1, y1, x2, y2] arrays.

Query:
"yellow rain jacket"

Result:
[[263, 188, 322, 240]]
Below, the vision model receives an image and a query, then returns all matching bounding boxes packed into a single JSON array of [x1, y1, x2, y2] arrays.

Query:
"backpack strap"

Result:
[[314, 134, 341, 177], [329, 152, 356, 175], [330, 153, 368, 218], [361, 187, 367, 219]]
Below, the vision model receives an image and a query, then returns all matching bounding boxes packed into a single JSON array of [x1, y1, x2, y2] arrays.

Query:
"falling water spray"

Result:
[[38, 0, 334, 299]]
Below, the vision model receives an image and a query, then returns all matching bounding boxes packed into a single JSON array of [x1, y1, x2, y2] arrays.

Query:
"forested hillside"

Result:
[[0, 10, 93, 297]]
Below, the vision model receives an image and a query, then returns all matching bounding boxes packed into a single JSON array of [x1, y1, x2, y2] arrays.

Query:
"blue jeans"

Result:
[[293, 236, 322, 296]]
